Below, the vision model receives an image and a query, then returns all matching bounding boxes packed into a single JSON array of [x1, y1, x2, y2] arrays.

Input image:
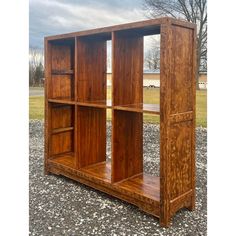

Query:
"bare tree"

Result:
[[144, 36, 160, 70], [29, 47, 44, 86], [144, 0, 207, 89]]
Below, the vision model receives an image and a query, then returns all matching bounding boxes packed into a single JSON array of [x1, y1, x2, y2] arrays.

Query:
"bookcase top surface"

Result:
[[45, 17, 196, 41]]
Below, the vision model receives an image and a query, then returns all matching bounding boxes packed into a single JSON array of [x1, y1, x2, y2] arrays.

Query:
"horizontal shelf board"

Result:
[[46, 18, 195, 41], [114, 103, 160, 115], [48, 99, 76, 105], [49, 152, 75, 168], [51, 126, 74, 134], [116, 173, 160, 201], [47, 100, 159, 114], [79, 161, 111, 183], [51, 69, 74, 75], [77, 100, 112, 109]]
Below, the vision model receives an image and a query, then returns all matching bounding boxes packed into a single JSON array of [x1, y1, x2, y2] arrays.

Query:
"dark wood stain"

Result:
[[44, 17, 196, 227]]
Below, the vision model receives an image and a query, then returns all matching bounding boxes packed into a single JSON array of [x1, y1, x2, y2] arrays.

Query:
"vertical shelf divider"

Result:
[[74, 36, 78, 169], [111, 30, 144, 183]]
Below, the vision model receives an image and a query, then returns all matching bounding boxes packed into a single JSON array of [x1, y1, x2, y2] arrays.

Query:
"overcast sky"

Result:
[[29, 0, 147, 48]]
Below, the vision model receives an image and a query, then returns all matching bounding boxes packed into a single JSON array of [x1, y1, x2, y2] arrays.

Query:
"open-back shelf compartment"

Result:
[[45, 17, 196, 227]]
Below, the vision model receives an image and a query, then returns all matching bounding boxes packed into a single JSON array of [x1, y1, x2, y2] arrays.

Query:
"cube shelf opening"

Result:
[[48, 38, 75, 102], [47, 103, 76, 168]]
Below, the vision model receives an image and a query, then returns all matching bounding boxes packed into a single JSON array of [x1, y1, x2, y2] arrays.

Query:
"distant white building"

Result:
[[106, 69, 207, 89]]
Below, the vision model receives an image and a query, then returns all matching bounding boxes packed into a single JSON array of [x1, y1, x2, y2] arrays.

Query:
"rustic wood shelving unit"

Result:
[[44, 17, 196, 227]]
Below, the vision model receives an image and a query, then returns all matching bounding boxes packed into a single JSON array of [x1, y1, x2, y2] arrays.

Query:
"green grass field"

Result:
[[29, 88, 207, 127]]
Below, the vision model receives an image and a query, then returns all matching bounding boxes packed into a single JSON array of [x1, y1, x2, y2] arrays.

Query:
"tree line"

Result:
[[29, 47, 44, 87]]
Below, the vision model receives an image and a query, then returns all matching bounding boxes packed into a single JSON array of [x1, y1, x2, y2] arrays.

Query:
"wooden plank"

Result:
[[51, 104, 73, 129], [77, 100, 112, 109], [48, 99, 76, 105], [45, 17, 195, 41], [74, 37, 79, 169], [77, 106, 106, 168], [51, 127, 74, 134], [50, 43, 74, 100], [113, 103, 160, 115], [190, 24, 197, 211], [112, 31, 143, 106], [48, 163, 160, 217], [50, 75, 72, 99], [159, 21, 172, 227], [51, 44, 72, 70], [49, 152, 75, 169], [170, 25, 194, 114], [49, 131, 74, 156], [80, 161, 111, 183], [169, 111, 193, 124], [117, 173, 160, 201], [44, 39, 51, 174], [169, 121, 193, 199], [167, 24, 195, 203], [77, 37, 106, 102], [112, 110, 143, 182], [159, 22, 196, 226]]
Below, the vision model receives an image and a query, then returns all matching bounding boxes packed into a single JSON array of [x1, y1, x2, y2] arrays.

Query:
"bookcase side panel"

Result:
[[168, 24, 196, 207], [160, 22, 196, 226], [44, 39, 52, 173]]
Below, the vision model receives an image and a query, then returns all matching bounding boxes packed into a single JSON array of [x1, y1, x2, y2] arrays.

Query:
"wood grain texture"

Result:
[[160, 21, 196, 226], [117, 174, 160, 201], [112, 31, 143, 106], [77, 106, 106, 168], [77, 37, 106, 102], [44, 39, 51, 174], [44, 18, 196, 227], [113, 103, 160, 115], [170, 25, 193, 114], [112, 110, 143, 182], [48, 163, 160, 217], [50, 43, 75, 100], [189, 24, 197, 211], [45, 17, 194, 41], [51, 104, 73, 129], [50, 131, 73, 156], [160, 20, 172, 227], [169, 121, 192, 199], [80, 161, 111, 183], [49, 152, 75, 168]]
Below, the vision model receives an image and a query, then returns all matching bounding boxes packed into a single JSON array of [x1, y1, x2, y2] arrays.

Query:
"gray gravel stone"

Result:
[[29, 120, 207, 236]]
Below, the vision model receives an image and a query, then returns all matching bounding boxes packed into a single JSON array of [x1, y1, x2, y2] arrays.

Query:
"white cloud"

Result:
[[29, 0, 147, 47]]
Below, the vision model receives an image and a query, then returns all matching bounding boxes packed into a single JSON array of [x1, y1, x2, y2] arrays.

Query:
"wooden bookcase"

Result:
[[44, 17, 196, 227]]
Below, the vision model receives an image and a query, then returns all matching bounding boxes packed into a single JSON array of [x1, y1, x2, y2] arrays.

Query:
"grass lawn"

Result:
[[29, 96, 45, 120], [29, 88, 207, 127]]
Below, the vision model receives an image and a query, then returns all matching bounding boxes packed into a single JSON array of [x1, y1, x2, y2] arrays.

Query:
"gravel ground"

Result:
[[29, 120, 207, 236]]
